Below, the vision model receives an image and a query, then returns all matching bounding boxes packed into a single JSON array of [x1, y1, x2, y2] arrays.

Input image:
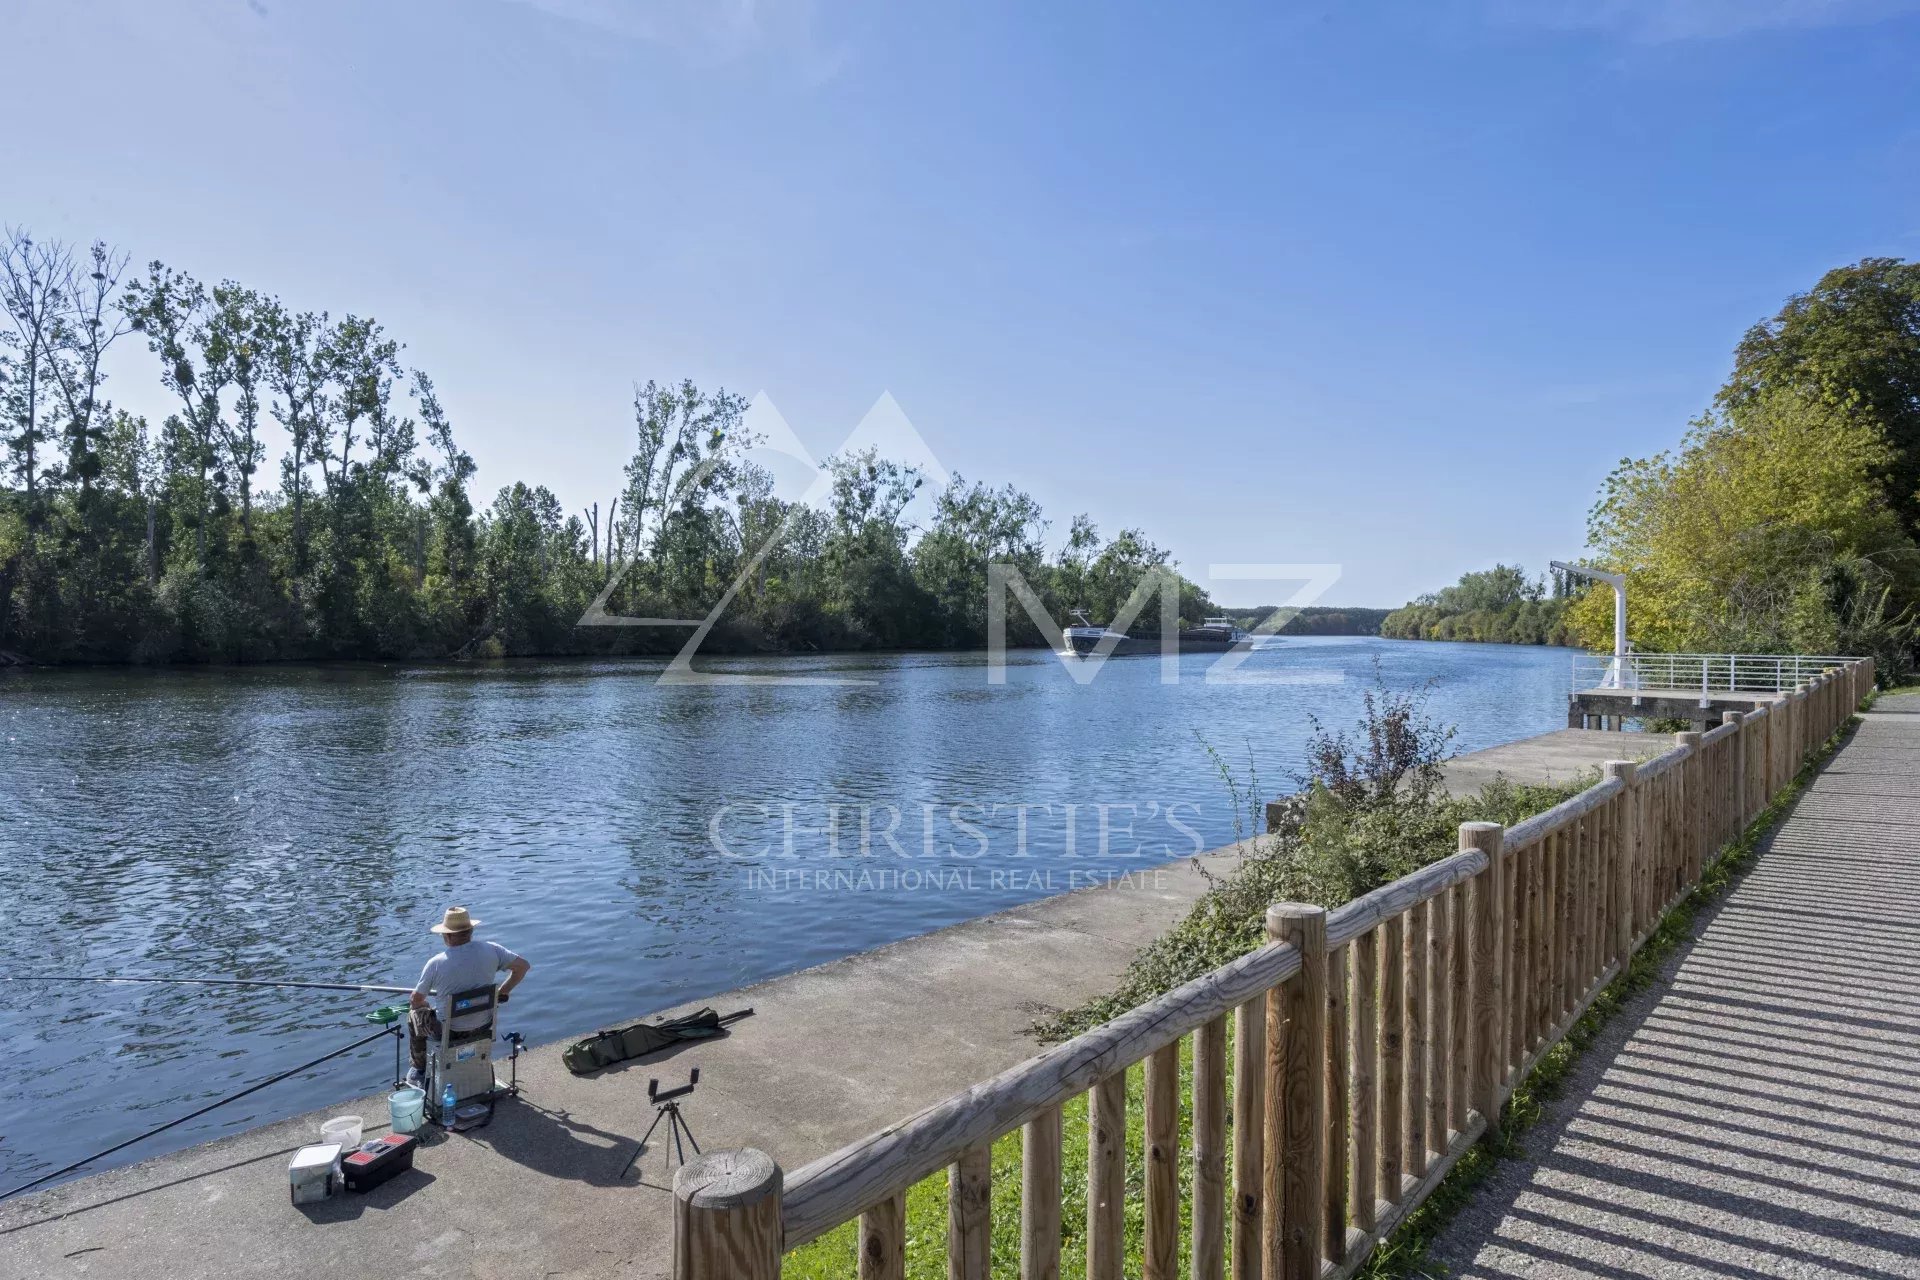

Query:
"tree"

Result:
[[208, 284, 266, 543], [1570, 387, 1916, 656], [616, 379, 749, 564], [43, 240, 131, 507], [1725, 258, 1920, 535], [121, 264, 231, 571], [259, 299, 333, 580], [913, 474, 1048, 646], [1, 227, 71, 510]]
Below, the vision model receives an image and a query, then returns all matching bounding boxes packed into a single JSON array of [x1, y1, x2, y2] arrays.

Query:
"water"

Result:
[[0, 637, 1579, 1192]]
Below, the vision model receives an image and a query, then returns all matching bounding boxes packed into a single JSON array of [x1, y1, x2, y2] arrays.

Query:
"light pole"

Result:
[[1552, 561, 1628, 688]]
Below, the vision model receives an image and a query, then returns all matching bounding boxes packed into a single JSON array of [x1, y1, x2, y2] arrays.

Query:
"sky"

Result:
[[6, 0, 1920, 607]]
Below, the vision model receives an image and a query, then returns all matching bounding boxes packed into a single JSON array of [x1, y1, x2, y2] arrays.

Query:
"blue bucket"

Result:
[[389, 1087, 426, 1135]]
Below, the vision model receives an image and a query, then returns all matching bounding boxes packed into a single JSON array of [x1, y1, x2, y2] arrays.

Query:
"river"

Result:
[[0, 637, 1580, 1193]]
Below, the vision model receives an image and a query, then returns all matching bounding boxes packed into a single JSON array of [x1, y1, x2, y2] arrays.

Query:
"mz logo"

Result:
[[986, 563, 1342, 684]]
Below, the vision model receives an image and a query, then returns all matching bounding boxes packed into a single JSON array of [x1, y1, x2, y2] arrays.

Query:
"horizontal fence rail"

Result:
[[1571, 651, 1859, 699], [671, 656, 1874, 1280]]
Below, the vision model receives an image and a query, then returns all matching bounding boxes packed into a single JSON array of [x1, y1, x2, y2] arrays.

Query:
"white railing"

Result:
[[1571, 652, 1857, 700]]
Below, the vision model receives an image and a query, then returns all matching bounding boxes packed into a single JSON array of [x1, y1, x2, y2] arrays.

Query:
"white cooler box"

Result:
[[288, 1143, 342, 1205]]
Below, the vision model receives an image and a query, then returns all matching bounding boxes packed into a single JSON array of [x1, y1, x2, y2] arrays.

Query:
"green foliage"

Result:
[[1562, 258, 1920, 683], [1382, 563, 1572, 645], [1724, 257, 1920, 539], [1037, 680, 1587, 1042], [1570, 385, 1919, 674], [0, 226, 1216, 664], [1214, 604, 1392, 636]]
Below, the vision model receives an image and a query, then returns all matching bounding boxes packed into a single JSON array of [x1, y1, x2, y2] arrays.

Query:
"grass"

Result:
[[785, 714, 1860, 1278]]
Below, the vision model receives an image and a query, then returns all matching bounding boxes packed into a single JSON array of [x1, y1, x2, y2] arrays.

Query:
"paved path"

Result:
[[1428, 693, 1920, 1280]]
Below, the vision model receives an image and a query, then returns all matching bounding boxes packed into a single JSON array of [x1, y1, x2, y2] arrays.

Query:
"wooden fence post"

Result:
[[673, 1148, 783, 1280], [1722, 711, 1744, 834], [1603, 762, 1636, 968], [1022, 1106, 1063, 1280], [1324, 942, 1350, 1265], [1350, 929, 1377, 1239], [1459, 822, 1504, 1129], [1088, 1075, 1126, 1279], [1791, 683, 1808, 764], [1193, 1016, 1228, 1280], [949, 1146, 992, 1280], [861, 1193, 906, 1280], [1268, 903, 1327, 1280], [1145, 1044, 1180, 1280], [1232, 996, 1264, 1280], [1675, 731, 1702, 884]]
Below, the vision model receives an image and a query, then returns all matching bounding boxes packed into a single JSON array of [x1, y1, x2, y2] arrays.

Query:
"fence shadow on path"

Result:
[[1424, 701, 1920, 1280]]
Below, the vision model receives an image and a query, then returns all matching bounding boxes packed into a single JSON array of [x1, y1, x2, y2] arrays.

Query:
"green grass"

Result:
[[785, 720, 1857, 1278]]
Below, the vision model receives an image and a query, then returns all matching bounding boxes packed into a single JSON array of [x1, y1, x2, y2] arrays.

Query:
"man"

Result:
[[406, 906, 531, 1090]]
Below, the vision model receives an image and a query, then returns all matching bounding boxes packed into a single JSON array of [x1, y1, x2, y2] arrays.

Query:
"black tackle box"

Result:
[[341, 1134, 418, 1193]]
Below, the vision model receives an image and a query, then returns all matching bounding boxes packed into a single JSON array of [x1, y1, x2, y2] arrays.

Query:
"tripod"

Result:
[[622, 1069, 702, 1179]]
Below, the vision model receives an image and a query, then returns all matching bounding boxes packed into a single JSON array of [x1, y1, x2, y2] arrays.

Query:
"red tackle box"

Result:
[[340, 1133, 418, 1193]]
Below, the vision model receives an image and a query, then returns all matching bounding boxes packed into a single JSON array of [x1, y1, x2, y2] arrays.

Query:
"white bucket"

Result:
[[320, 1115, 364, 1150]]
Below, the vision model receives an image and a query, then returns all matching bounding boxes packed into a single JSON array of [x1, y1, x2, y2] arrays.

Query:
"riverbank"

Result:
[[0, 725, 1660, 1279]]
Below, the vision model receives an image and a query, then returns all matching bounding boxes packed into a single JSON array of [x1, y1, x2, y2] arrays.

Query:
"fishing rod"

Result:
[[0, 1024, 398, 1203], [3, 975, 414, 995]]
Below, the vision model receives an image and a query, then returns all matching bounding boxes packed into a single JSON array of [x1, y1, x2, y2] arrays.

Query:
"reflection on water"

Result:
[[0, 637, 1578, 1189]]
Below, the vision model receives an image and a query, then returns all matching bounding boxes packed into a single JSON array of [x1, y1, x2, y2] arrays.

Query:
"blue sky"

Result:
[[6, 0, 1919, 606]]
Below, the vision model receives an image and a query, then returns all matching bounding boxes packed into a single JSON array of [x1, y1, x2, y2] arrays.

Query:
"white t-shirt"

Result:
[[415, 940, 520, 1030]]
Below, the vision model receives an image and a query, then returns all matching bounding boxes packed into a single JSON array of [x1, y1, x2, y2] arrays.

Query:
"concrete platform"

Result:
[[1439, 728, 1670, 796], [0, 846, 1254, 1280], [1569, 687, 1785, 732]]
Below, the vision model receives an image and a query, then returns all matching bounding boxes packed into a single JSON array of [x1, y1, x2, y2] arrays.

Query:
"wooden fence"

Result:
[[672, 657, 1875, 1279]]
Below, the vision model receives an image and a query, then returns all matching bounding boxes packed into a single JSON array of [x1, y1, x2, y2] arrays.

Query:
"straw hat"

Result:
[[430, 906, 482, 935]]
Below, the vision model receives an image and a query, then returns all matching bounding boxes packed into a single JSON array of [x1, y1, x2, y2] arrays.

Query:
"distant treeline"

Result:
[[1237, 605, 1390, 636], [0, 226, 1216, 666], [1381, 564, 1573, 646]]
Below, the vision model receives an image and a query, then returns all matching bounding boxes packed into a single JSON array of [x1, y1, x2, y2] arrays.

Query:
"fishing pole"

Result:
[[3, 975, 414, 995], [0, 1024, 398, 1203]]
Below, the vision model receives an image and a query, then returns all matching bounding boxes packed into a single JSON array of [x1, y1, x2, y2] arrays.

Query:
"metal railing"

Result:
[[1571, 652, 1857, 700]]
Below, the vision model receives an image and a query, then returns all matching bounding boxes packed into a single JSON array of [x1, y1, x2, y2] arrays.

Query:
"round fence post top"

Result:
[[1602, 759, 1637, 781], [674, 1147, 782, 1210], [1723, 710, 1742, 724], [1676, 730, 1702, 747], [1457, 820, 1503, 852], [1265, 901, 1326, 928]]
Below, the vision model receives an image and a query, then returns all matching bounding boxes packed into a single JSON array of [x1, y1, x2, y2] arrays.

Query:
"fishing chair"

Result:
[[430, 984, 502, 1128]]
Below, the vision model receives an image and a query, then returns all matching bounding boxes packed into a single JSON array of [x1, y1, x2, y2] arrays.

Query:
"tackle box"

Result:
[[341, 1133, 418, 1194]]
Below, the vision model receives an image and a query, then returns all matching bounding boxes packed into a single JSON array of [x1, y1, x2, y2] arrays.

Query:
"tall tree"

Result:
[[121, 265, 231, 570], [43, 240, 131, 507], [1725, 258, 1920, 534], [617, 379, 749, 564], [259, 300, 333, 580], [209, 284, 266, 542], [0, 227, 70, 509]]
